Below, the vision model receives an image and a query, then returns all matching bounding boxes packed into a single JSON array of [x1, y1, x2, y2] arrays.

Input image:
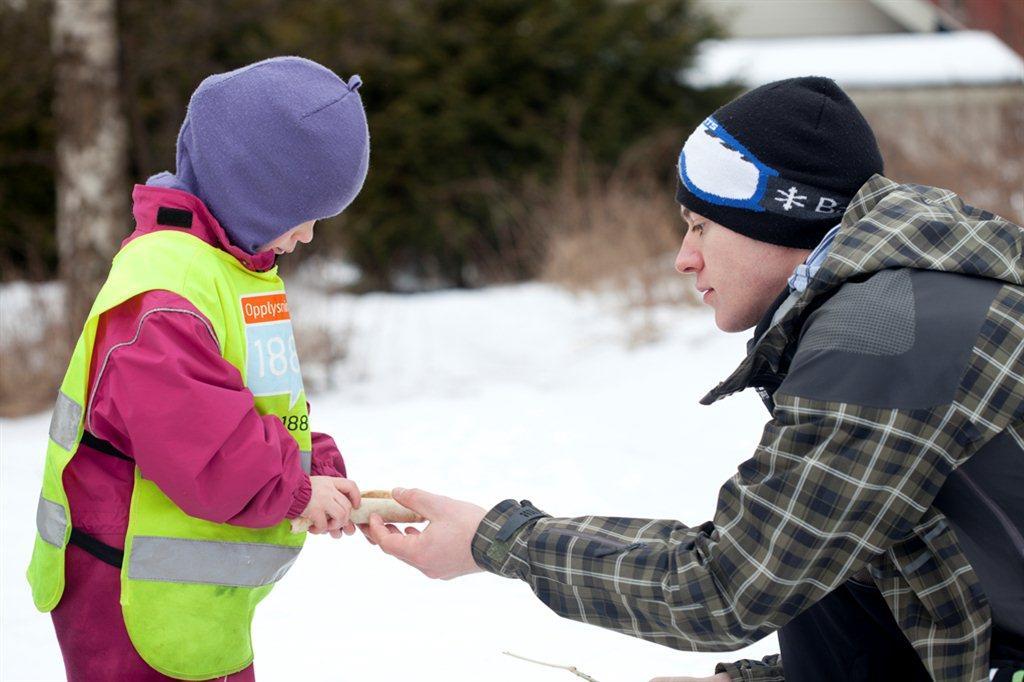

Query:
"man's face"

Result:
[[675, 208, 810, 333]]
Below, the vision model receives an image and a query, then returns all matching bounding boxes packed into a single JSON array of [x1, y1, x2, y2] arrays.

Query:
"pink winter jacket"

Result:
[[51, 185, 345, 681]]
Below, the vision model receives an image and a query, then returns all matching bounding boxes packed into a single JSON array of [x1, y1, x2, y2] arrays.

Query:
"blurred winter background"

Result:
[[1, 1, 1022, 680]]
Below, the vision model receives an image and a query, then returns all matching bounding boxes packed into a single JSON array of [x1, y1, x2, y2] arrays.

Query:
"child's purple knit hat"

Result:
[[147, 56, 370, 254]]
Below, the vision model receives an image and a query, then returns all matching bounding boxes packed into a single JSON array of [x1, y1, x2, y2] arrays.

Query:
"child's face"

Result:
[[261, 220, 315, 255]]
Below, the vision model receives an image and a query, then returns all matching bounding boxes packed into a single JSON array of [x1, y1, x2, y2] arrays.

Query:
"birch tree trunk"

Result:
[[52, 0, 128, 334]]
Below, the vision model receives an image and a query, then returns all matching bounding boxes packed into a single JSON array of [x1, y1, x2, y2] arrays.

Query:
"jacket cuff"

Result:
[[286, 475, 312, 519], [471, 499, 547, 578], [310, 432, 346, 478], [715, 656, 785, 682]]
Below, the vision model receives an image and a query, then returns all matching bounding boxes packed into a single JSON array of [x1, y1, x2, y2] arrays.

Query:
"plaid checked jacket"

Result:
[[471, 176, 1024, 681]]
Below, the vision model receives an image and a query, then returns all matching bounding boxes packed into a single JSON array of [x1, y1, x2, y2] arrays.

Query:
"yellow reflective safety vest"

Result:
[[27, 230, 311, 680]]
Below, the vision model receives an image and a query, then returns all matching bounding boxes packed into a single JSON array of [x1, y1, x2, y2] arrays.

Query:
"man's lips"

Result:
[[698, 286, 714, 303]]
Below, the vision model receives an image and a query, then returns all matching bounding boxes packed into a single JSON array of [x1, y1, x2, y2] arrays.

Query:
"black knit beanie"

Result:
[[675, 76, 883, 249]]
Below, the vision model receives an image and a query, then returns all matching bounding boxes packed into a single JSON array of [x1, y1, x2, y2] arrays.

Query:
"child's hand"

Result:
[[300, 477, 361, 537]]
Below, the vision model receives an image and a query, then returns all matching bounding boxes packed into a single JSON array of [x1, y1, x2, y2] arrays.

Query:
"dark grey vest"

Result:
[[755, 269, 1024, 664]]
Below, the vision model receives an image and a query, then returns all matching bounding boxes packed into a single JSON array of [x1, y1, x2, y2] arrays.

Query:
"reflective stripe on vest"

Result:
[[128, 536, 300, 587], [36, 496, 67, 548], [299, 450, 311, 475], [49, 391, 81, 451]]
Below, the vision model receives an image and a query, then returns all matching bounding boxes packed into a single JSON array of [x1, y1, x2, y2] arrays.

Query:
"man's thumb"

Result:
[[393, 487, 437, 517]]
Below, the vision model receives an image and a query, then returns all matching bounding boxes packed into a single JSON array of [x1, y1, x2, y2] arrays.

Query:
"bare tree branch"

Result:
[[503, 650, 602, 682]]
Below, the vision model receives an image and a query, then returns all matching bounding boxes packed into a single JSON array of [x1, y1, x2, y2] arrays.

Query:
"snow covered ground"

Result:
[[1, 279, 779, 681]]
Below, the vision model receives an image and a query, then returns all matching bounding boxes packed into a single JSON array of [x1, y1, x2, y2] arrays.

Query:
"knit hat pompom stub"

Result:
[[148, 56, 370, 254], [676, 76, 883, 249]]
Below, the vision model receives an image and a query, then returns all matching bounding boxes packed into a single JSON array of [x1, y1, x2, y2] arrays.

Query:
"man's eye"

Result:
[[690, 223, 704, 234]]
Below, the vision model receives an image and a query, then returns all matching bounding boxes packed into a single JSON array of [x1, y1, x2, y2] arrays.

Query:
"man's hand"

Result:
[[650, 673, 731, 682], [363, 487, 487, 580], [301, 476, 361, 537]]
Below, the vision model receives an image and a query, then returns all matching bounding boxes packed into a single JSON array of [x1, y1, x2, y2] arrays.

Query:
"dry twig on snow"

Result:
[[503, 650, 601, 681]]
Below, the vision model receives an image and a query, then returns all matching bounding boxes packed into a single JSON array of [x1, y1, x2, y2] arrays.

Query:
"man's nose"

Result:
[[674, 237, 702, 274]]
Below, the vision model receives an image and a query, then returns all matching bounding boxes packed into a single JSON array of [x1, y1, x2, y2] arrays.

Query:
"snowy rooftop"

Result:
[[685, 30, 1024, 89]]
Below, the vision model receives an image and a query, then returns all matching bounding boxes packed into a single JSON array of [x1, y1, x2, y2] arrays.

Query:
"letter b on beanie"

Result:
[[676, 76, 883, 249]]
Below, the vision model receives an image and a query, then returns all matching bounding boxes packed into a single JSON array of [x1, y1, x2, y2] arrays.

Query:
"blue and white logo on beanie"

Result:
[[678, 117, 778, 212]]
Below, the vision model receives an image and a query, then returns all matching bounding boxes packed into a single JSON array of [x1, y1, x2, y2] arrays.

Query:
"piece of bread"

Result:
[[289, 489, 424, 533], [350, 491, 424, 525]]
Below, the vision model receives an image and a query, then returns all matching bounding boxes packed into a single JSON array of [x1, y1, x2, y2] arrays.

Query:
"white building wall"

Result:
[[698, 0, 910, 38]]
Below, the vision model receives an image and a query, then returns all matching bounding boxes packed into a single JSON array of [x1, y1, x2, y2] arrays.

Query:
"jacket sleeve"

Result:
[[87, 292, 311, 528], [470, 368, 962, 655], [715, 655, 784, 682], [310, 431, 347, 477]]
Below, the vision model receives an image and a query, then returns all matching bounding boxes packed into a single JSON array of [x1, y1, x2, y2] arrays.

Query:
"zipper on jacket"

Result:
[[548, 528, 644, 557]]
